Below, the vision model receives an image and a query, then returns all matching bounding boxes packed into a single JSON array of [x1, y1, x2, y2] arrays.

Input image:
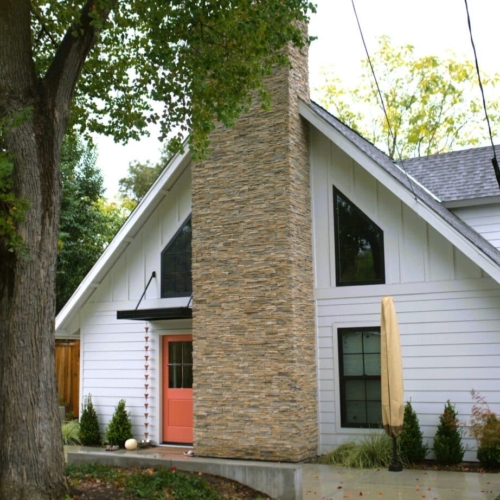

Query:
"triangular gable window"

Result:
[[161, 216, 192, 298], [333, 187, 385, 286]]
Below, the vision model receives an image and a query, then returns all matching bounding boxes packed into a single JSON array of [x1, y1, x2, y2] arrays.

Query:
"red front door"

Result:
[[162, 335, 193, 444]]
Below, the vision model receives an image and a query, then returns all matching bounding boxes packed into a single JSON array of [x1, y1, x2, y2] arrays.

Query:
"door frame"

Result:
[[161, 334, 193, 444]]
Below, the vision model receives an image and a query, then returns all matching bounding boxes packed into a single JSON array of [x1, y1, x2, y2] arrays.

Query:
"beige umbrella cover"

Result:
[[381, 296, 404, 438]]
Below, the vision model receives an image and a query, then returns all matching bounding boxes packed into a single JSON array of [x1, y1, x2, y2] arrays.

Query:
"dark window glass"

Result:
[[161, 217, 192, 298], [333, 188, 385, 286], [168, 341, 193, 389], [338, 327, 382, 428]]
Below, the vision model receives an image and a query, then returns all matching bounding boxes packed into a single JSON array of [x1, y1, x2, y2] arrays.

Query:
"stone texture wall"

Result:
[[191, 38, 318, 462]]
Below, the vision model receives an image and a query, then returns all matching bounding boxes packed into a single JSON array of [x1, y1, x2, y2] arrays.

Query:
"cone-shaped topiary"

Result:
[[400, 401, 428, 464], [105, 399, 133, 447], [433, 400, 464, 465], [79, 394, 102, 446]]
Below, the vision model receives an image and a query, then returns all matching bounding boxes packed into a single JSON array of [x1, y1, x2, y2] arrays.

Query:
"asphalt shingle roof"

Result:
[[309, 101, 500, 268], [401, 145, 500, 202]]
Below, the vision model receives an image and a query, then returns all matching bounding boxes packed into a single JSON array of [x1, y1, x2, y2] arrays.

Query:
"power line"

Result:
[[350, 0, 417, 200], [463, 0, 500, 191]]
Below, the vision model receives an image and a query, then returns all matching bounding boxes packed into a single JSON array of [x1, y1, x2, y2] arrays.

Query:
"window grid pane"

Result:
[[339, 327, 382, 428], [168, 341, 193, 389]]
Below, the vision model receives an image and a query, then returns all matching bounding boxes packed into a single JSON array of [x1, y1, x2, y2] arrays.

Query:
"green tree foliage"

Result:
[[105, 400, 133, 447], [119, 159, 165, 203], [30, 0, 315, 155], [57, 134, 127, 312], [79, 395, 102, 446], [0, 112, 30, 254], [400, 401, 427, 464], [1, 2, 315, 496], [433, 401, 465, 465], [315, 36, 500, 159], [119, 142, 178, 202]]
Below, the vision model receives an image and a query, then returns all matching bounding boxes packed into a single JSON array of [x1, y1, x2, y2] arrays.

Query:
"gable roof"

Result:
[[401, 145, 500, 203], [301, 101, 500, 281], [56, 101, 500, 335], [55, 146, 192, 336]]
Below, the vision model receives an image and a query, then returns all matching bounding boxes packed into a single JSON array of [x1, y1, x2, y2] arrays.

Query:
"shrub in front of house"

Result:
[[79, 394, 102, 446], [400, 401, 428, 464], [470, 390, 500, 468], [105, 399, 133, 447], [318, 432, 395, 468], [433, 400, 464, 465], [62, 419, 81, 445]]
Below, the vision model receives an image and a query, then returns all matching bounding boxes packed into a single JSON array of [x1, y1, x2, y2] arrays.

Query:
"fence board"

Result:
[[55, 340, 80, 418]]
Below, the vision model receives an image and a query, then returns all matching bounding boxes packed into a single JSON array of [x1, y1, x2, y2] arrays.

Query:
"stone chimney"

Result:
[[191, 33, 317, 462]]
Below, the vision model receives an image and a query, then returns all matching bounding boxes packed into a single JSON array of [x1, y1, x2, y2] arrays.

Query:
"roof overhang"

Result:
[[117, 307, 192, 321], [444, 195, 500, 209], [299, 100, 500, 284], [55, 144, 192, 334]]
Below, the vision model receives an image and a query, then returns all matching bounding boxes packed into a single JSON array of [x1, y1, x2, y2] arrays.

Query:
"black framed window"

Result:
[[161, 216, 192, 298], [168, 341, 193, 389], [333, 187, 385, 286], [338, 327, 382, 428]]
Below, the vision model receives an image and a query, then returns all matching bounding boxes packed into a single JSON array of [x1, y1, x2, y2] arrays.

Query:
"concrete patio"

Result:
[[66, 445, 500, 500]]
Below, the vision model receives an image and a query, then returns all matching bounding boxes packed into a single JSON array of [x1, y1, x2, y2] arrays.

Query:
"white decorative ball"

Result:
[[125, 439, 138, 450]]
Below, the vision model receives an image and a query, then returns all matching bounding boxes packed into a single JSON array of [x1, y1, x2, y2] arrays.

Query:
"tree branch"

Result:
[[31, 4, 59, 49], [44, 0, 116, 129], [0, 0, 36, 111]]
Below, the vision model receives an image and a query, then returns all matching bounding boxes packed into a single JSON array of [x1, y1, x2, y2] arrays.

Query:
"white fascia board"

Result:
[[55, 146, 192, 332], [393, 163, 441, 202], [444, 195, 500, 209], [300, 102, 500, 284]]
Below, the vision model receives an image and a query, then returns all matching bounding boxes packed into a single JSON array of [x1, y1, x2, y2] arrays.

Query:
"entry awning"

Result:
[[117, 307, 192, 321], [117, 272, 193, 321]]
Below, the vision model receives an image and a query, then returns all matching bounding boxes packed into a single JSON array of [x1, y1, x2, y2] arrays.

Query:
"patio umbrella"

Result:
[[381, 296, 404, 472]]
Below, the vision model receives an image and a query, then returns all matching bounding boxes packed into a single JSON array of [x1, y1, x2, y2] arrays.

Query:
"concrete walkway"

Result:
[[66, 446, 500, 500], [303, 463, 500, 499]]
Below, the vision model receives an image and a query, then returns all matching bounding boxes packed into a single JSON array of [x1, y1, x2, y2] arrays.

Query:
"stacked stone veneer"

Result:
[[191, 39, 317, 462]]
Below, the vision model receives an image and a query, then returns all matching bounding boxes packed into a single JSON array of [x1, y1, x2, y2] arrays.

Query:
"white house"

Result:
[[305, 103, 500, 459], [56, 50, 500, 461]]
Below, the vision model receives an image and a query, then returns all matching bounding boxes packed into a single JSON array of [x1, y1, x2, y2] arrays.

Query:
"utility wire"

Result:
[[350, 0, 417, 200], [463, 0, 500, 191]]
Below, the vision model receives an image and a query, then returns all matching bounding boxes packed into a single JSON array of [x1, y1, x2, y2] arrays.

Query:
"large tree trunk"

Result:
[[0, 1, 67, 498], [0, 71, 68, 500], [0, 112, 67, 500], [0, 1, 106, 497]]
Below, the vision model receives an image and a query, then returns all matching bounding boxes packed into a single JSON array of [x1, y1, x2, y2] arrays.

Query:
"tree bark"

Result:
[[0, 1, 107, 498], [0, 4, 67, 497], [0, 125, 68, 492], [0, 114, 67, 500]]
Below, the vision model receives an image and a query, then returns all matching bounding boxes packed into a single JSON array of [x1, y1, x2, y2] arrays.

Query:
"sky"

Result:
[[95, 0, 500, 197]]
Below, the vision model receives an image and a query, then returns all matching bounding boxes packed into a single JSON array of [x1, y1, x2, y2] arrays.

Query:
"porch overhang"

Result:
[[116, 307, 192, 321]]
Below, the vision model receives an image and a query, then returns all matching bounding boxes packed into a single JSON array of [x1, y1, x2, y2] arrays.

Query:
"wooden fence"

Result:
[[55, 339, 80, 418]]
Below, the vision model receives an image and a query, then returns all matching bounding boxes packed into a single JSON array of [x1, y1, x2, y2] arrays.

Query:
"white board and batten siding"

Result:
[[452, 204, 500, 251], [311, 128, 500, 460], [79, 166, 192, 444]]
